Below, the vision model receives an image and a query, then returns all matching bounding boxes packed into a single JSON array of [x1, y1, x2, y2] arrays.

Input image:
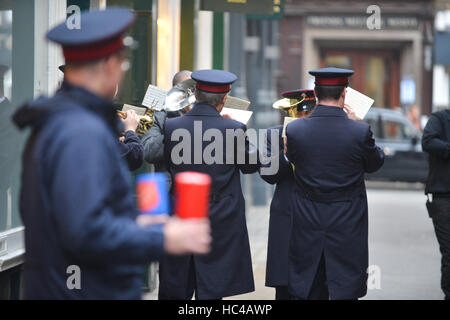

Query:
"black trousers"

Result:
[[274, 286, 290, 300], [158, 257, 223, 300], [158, 256, 198, 300], [431, 197, 450, 300]]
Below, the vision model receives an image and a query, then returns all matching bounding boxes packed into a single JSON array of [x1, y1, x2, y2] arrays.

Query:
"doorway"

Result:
[[321, 49, 400, 109]]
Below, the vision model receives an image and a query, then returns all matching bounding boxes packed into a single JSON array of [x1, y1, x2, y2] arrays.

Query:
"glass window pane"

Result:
[[107, 0, 154, 107], [383, 120, 406, 140], [0, 1, 35, 232]]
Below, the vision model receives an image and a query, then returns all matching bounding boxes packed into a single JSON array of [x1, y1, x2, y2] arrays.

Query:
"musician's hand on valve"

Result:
[[121, 110, 140, 132]]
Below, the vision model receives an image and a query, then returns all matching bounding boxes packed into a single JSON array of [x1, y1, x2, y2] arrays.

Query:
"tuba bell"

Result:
[[164, 79, 196, 112]]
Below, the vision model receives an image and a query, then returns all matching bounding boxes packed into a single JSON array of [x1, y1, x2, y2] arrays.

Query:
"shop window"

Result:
[[0, 1, 35, 232], [107, 0, 154, 107]]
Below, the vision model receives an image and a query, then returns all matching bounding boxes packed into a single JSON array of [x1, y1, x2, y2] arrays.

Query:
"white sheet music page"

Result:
[[221, 107, 253, 125], [344, 87, 374, 119], [142, 85, 168, 111]]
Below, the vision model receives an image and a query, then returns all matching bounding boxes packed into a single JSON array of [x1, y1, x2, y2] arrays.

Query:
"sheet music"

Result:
[[221, 107, 253, 125], [282, 116, 296, 137], [122, 104, 147, 116], [224, 96, 251, 110], [344, 87, 374, 120], [142, 85, 168, 111]]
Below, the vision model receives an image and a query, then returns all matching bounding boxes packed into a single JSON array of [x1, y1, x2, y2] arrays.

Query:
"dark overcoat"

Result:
[[259, 125, 293, 288], [286, 105, 384, 299], [118, 130, 144, 171], [12, 81, 164, 299], [160, 102, 260, 299]]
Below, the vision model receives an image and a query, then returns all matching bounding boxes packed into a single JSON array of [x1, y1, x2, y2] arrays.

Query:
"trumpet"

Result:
[[117, 109, 154, 136]]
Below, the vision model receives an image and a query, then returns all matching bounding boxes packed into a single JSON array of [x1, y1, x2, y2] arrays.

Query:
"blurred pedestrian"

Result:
[[408, 104, 422, 131], [260, 90, 316, 300], [12, 8, 210, 300], [159, 69, 260, 300], [422, 107, 450, 300], [286, 67, 384, 300]]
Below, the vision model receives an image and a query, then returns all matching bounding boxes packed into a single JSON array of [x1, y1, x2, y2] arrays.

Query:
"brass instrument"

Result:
[[117, 109, 154, 136], [164, 79, 196, 112], [272, 92, 316, 118]]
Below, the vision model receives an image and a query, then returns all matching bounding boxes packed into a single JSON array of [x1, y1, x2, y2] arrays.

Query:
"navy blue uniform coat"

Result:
[[260, 125, 293, 288], [12, 82, 164, 299], [160, 102, 260, 299], [118, 130, 144, 171], [286, 105, 384, 299]]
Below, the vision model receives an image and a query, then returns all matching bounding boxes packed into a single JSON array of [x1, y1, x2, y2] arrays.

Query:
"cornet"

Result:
[[117, 109, 154, 136]]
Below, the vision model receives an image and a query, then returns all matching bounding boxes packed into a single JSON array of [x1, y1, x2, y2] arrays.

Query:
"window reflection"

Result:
[[0, 8, 16, 232], [383, 121, 406, 140]]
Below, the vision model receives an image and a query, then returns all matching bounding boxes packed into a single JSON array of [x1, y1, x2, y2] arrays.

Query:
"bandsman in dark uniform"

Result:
[[260, 89, 316, 300], [159, 69, 260, 300], [12, 8, 210, 300], [285, 67, 384, 300]]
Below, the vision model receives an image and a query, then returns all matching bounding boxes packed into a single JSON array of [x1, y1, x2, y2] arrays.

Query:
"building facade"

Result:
[[279, 0, 435, 115]]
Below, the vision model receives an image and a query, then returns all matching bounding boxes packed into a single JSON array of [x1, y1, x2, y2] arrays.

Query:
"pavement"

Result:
[[144, 182, 444, 300]]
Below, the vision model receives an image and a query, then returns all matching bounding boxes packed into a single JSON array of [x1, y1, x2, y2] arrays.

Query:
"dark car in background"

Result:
[[364, 107, 428, 183]]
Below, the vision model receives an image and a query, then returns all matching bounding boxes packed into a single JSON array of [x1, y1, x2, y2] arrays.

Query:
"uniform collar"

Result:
[[309, 104, 347, 118], [186, 102, 221, 117], [59, 81, 123, 134]]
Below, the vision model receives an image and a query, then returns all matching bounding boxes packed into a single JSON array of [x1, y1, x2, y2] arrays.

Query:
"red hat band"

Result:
[[196, 83, 231, 94], [315, 77, 349, 86], [63, 37, 124, 63]]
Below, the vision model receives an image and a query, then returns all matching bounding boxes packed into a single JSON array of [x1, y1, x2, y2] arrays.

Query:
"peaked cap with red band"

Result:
[[281, 89, 316, 112], [192, 69, 237, 94], [309, 67, 354, 86], [46, 8, 136, 63]]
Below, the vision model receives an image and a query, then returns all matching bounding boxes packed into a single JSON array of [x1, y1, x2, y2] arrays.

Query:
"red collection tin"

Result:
[[174, 171, 211, 219]]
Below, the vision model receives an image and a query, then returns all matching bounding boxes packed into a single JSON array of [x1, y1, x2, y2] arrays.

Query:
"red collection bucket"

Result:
[[174, 171, 211, 219]]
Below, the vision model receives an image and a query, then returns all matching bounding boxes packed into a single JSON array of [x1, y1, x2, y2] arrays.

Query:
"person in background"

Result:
[[408, 104, 422, 132], [142, 70, 192, 174], [12, 8, 210, 300], [260, 89, 316, 300], [422, 107, 450, 300]]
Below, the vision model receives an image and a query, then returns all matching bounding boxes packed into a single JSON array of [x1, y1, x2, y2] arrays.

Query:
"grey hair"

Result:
[[194, 88, 227, 108], [172, 70, 192, 86]]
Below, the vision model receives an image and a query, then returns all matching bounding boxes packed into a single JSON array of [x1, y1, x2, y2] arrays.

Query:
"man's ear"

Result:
[[341, 87, 347, 99], [221, 94, 228, 106]]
